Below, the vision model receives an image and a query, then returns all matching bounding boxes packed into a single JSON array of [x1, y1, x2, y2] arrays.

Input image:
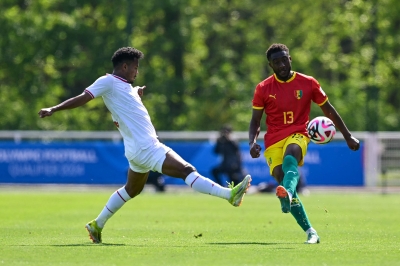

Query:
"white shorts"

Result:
[[128, 142, 171, 173]]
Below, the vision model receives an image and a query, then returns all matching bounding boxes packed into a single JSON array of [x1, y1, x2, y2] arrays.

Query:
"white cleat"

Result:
[[304, 232, 320, 244]]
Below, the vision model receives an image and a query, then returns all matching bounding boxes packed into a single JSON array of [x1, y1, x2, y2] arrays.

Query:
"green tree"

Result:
[[0, 0, 399, 132]]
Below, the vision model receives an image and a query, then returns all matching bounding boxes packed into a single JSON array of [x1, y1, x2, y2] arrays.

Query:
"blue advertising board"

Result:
[[0, 141, 363, 186], [0, 141, 127, 184]]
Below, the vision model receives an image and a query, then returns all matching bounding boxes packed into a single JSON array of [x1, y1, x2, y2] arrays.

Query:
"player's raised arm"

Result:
[[38, 91, 93, 118], [319, 100, 360, 151]]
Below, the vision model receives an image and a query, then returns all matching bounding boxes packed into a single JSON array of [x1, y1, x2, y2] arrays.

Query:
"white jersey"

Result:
[[85, 74, 159, 160]]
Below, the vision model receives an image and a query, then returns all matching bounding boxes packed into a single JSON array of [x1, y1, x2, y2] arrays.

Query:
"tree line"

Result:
[[1, 0, 398, 132]]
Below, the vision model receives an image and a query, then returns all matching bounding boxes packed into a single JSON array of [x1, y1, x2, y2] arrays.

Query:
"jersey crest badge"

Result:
[[294, 90, 303, 99]]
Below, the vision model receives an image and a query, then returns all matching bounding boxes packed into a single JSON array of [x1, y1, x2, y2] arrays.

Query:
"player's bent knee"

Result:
[[124, 183, 145, 198], [183, 163, 196, 176], [125, 189, 142, 198]]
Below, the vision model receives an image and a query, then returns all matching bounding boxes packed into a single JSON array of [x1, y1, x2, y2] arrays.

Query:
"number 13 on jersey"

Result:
[[283, 111, 294, 124]]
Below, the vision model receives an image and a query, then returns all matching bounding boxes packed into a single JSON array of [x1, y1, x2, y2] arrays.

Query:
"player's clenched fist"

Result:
[[249, 142, 262, 158], [346, 136, 360, 151], [38, 108, 54, 118], [136, 86, 146, 97]]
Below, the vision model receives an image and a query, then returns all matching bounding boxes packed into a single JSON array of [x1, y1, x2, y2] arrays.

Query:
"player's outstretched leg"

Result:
[[228, 175, 252, 207], [85, 220, 103, 244], [185, 172, 251, 207]]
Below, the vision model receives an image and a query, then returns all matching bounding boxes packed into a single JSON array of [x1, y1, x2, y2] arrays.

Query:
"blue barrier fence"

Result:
[[0, 141, 364, 186]]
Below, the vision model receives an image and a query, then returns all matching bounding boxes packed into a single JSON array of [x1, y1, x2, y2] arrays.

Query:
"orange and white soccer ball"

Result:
[[307, 116, 336, 144]]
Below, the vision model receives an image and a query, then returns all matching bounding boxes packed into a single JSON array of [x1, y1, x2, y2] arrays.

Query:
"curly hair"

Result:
[[265, 43, 289, 61], [111, 47, 144, 67]]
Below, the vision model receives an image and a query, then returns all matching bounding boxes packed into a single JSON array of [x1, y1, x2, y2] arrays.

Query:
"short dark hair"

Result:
[[266, 43, 289, 61], [111, 47, 144, 67]]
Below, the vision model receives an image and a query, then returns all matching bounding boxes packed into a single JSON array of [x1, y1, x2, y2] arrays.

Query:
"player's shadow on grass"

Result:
[[8, 243, 126, 247], [52, 243, 126, 247], [209, 242, 296, 246]]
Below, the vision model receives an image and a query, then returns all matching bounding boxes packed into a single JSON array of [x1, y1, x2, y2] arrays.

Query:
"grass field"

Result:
[[1, 187, 399, 266]]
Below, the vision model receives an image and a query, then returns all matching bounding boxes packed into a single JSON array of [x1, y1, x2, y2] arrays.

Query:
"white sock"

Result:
[[95, 186, 132, 228], [306, 227, 317, 235], [185, 172, 231, 200]]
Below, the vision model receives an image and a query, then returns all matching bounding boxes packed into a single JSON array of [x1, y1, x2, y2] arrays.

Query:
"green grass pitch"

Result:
[[0, 187, 399, 265]]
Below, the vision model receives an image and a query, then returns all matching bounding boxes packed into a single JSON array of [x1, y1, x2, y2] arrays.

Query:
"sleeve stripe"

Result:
[[85, 89, 95, 99], [253, 106, 264, 110], [317, 97, 328, 106]]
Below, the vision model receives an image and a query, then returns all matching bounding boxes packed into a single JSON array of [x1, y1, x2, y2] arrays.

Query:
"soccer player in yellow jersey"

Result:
[[248, 43, 360, 244]]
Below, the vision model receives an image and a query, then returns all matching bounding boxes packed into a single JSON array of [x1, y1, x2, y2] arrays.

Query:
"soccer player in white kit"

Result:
[[38, 47, 252, 244]]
